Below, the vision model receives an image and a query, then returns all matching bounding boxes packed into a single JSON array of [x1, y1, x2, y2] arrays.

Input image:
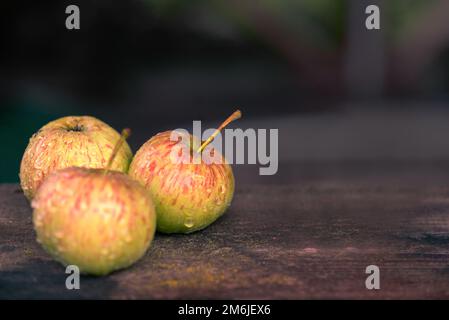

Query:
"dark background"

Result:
[[2, 0, 449, 299], [1, 0, 449, 183]]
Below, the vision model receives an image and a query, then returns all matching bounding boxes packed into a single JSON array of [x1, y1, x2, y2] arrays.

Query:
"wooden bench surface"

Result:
[[2, 163, 449, 299]]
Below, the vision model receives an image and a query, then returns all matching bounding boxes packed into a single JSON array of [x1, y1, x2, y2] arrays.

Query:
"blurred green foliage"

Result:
[[144, 0, 439, 47], [148, 0, 345, 46], [387, 0, 438, 39]]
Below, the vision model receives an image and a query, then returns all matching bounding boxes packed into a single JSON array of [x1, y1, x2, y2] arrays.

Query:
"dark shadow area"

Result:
[[0, 258, 118, 299]]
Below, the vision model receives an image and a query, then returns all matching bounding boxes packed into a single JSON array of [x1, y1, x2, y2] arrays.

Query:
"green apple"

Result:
[[128, 111, 241, 234], [32, 166, 156, 276], [20, 116, 133, 200]]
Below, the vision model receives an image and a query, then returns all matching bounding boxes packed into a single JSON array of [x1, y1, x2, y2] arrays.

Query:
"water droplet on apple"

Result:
[[80, 201, 87, 211], [184, 215, 194, 229], [54, 230, 64, 239], [184, 220, 194, 228], [34, 155, 46, 169], [33, 170, 43, 181], [59, 197, 67, 206]]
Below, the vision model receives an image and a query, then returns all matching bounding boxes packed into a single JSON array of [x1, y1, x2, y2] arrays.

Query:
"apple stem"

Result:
[[104, 128, 131, 174], [197, 110, 242, 153]]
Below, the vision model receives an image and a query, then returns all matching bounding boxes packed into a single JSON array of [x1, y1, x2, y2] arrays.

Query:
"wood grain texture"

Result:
[[1, 164, 449, 299]]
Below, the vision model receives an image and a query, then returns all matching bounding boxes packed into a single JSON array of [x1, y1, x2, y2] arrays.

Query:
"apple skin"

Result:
[[128, 131, 234, 234], [32, 167, 156, 276], [20, 116, 133, 200]]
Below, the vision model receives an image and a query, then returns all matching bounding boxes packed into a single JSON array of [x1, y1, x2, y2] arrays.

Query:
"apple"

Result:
[[128, 111, 241, 234], [20, 115, 133, 200], [32, 129, 155, 276], [32, 166, 156, 276]]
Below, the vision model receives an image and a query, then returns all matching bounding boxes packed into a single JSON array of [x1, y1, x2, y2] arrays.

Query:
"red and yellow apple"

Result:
[[20, 116, 132, 200], [129, 111, 240, 234], [32, 166, 156, 276]]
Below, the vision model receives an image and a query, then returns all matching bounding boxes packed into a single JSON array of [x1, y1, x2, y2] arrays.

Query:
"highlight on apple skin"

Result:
[[128, 131, 235, 234], [32, 167, 157, 276], [20, 116, 133, 200]]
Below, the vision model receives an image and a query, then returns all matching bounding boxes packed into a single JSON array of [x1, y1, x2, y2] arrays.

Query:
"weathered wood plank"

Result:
[[1, 165, 449, 299]]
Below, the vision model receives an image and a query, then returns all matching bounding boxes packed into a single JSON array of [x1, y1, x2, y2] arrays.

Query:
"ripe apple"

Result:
[[32, 166, 156, 276], [20, 116, 133, 200], [128, 111, 241, 234]]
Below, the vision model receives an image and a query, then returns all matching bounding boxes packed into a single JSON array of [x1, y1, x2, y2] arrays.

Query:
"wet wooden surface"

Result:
[[2, 162, 449, 299]]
